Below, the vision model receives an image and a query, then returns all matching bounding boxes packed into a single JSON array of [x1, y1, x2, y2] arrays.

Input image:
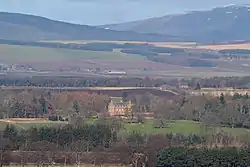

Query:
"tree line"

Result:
[[3, 75, 250, 89], [0, 76, 167, 87], [178, 76, 250, 88]]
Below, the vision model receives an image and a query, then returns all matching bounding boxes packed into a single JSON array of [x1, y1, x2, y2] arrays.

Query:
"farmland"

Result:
[[123, 120, 249, 136], [0, 44, 145, 65], [1, 40, 250, 78], [42, 40, 250, 50]]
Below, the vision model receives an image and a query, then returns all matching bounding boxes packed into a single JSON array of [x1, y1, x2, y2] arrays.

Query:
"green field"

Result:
[[123, 120, 249, 136], [86, 119, 249, 136], [0, 44, 145, 62]]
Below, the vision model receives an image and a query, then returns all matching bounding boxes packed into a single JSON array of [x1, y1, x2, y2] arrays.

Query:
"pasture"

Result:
[[123, 120, 249, 136], [0, 44, 148, 71], [86, 119, 249, 136], [1, 42, 250, 78], [0, 44, 144, 61]]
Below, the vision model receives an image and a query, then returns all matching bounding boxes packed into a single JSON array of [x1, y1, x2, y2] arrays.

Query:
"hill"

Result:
[[100, 5, 250, 42], [0, 12, 176, 42]]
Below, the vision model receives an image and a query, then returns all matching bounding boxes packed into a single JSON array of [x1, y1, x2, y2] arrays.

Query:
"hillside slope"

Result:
[[100, 5, 250, 42], [0, 12, 175, 42]]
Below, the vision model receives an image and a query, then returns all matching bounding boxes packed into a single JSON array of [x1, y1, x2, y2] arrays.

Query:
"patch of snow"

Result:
[[223, 4, 250, 9], [223, 4, 236, 7], [234, 16, 238, 19], [226, 11, 233, 14], [105, 27, 110, 30], [207, 18, 211, 21]]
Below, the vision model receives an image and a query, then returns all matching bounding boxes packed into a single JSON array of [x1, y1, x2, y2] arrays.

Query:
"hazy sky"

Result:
[[1, 0, 250, 25]]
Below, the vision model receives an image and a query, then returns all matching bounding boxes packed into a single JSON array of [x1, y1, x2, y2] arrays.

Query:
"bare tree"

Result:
[[0, 138, 9, 167], [71, 140, 88, 167]]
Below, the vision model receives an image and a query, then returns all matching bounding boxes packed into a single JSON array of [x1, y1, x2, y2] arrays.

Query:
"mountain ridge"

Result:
[[0, 12, 178, 42], [100, 5, 250, 42]]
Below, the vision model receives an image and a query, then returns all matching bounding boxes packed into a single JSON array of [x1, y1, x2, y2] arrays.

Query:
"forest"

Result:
[[2, 75, 250, 88], [0, 76, 167, 87]]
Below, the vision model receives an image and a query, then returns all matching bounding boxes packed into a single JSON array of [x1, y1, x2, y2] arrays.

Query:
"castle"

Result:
[[108, 97, 132, 117]]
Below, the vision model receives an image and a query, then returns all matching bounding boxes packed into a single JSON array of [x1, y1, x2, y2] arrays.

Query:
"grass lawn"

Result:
[[123, 120, 250, 136]]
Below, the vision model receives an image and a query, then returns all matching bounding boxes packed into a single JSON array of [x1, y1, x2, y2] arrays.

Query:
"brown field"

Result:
[[42, 40, 250, 50], [41, 40, 197, 49], [197, 43, 250, 50]]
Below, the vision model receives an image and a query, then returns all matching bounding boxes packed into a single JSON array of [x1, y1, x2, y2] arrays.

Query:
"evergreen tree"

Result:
[[39, 95, 47, 115], [195, 83, 201, 90], [219, 93, 226, 105], [73, 100, 80, 114], [3, 125, 17, 142], [244, 93, 249, 100], [122, 92, 128, 102]]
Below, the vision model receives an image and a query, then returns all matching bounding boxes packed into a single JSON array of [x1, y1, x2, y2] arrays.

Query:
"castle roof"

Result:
[[110, 97, 130, 106]]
